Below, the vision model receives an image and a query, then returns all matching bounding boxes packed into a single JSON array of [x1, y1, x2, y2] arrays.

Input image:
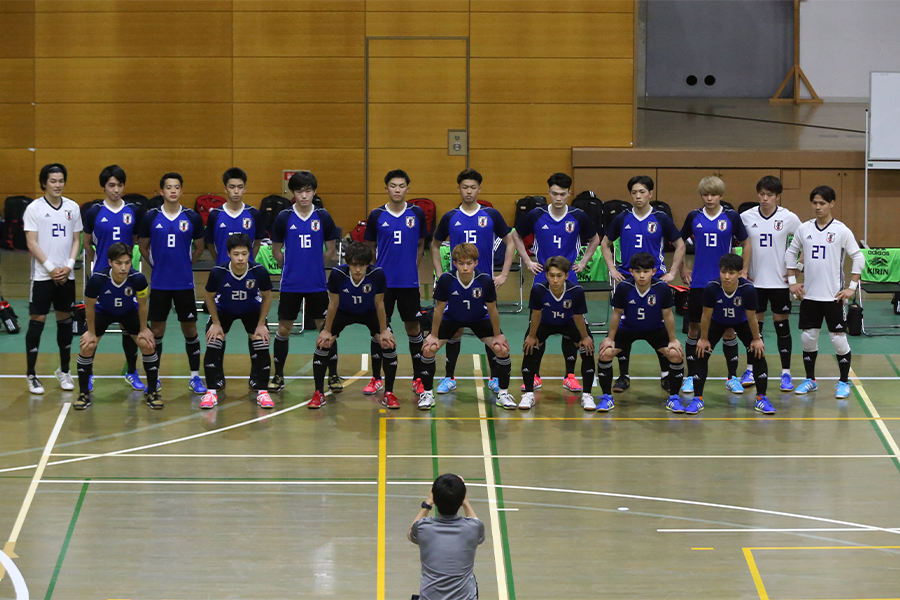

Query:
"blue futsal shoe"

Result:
[[596, 394, 615, 412], [436, 377, 457, 394], [125, 371, 147, 392], [488, 377, 500, 394], [680, 376, 694, 395], [740, 368, 755, 388], [725, 376, 744, 394], [754, 395, 775, 414], [780, 372, 794, 391], [684, 397, 705, 415], [835, 380, 851, 399], [794, 378, 817, 395], [88, 375, 94, 393], [189, 375, 207, 395], [665, 395, 686, 413]]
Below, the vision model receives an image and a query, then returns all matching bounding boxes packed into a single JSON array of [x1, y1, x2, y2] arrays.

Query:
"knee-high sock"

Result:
[[26, 320, 45, 375], [774, 320, 792, 370], [752, 353, 768, 396], [494, 355, 511, 390], [383, 347, 398, 392], [694, 352, 710, 397], [685, 337, 698, 378], [154, 337, 164, 361], [562, 338, 577, 377], [580, 350, 595, 396], [617, 352, 630, 379], [409, 333, 424, 381], [657, 351, 669, 379], [597, 360, 613, 395], [745, 321, 765, 374], [204, 338, 225, 390], [837, 351, 851, 383], [803, 350, 817, 380], [76, 354, 93, 394], [142, 351, 160, 392], [57, 317, 73, 373], [252, 339, 270, 388], [312, 348, 329, 393], [370, 337, 383, 380], [185, 335, 201, 373], [668, 361, 684, 395], [485, 345, 498, 378], [248, 337, 257, 379], [328, 340, 338, 378], [521, 344, 545, 393], [273, 334, 289, 377], [420, 355, 436, 391], [723, 337, 739, 378], [123, 335, 139, 373], [445, 338, 461, 378]]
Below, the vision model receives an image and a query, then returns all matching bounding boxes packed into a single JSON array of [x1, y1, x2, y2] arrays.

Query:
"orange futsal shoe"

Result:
[[308, 390, 326, 409], [363, 377, 384, 395]]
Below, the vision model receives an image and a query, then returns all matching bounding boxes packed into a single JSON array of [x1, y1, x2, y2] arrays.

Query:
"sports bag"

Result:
[[0, 300, 21, 334], [194, 194, 226, 226], [259, 195, 292, 239], [3, 195, 33, 250]]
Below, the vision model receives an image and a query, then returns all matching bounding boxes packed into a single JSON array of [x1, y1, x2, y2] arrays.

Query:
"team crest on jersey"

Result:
[[406, 216, 416, 228], [647, 222, 657, 234], [565, 221, 575, 233], [64, 210, 73, 221], [242, 217, 252, 230], [178, 220, 189, 232], [826, 232, 836, 243], [363, 283, 372, 294], [478, 216, 488, 228], [123, 213, 132, 225], [472, 287, 483, 299], [647, 294, 657, 306], [734, 296, 742, 307], [563, 299, 572, 309], [717, 220, 727, 231], [774, 220, 783, 231], [123, 287, 133, 297], [245, 279, 256, 290], [311, 220, 321, 232]]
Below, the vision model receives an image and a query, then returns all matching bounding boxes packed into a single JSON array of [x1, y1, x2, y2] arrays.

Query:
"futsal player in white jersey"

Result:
[[23, 163, 83, 394], [786, 185, 864, 400], [739, 176, 802, 392]]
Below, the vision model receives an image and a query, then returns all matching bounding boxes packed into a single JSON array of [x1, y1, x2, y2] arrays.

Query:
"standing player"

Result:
[[786, 185, 864, 400], [82, 164, 147, 392], [138, 172, 207, 395], [694, 254, 772, 414], [315, 242, 398, 409], [511, 172, 600, 392], [205, 168, 263, 265], [601, 175, 685, 393], [521, 256, 595, 411], [430, 168, 515, 395], [597, 252, 685, 413], [269, 170, 338, 393], [738, 176, 802, 392], [364, 170, 429, 396], [679, 176, 750, 395], [75, 243, 159, 410], [419, 244, 514, 410], [200, 233, 273, 409], [23, 163, 82, 394]]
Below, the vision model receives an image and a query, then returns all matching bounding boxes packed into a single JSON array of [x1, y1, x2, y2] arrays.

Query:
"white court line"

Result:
[[45, 453, 900, 460], [473, 354, 509, 600], [0, 548, 29, 599], [658, 527, 900, 533], [50, 453, 379, 459], [850, 368, 900, 458], [361, 353, 368, 373]]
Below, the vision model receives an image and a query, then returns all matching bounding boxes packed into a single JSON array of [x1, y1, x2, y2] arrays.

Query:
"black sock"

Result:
[[383, 348, 398, 392], [248, 337, 257, 381], [617, 352, 630, 379], [252, 339, 270, 388], [204, 338, 225, 390], [142, 351, 160, 392], [685, 337, 698, 378], [580, 350, 595, 396], [562, 339, 577, 376], [313, 348, 329, 393], [775, 320, 792, 370], [420, 355, 436, 391], [185, 336, 201, 373], [123, 335, 139, 373], [494, 355, 511, 390], [597, 360, 613, 395], [445, 338, 461, 379], [154, 337, 163, 360], [328, 340, 338, 378], [668, 362, 684, 396], [837, 351, 851, 383], [657, 351, 668, 380], [723, 337, 739, 378], [803, 350, 817, 380], [76, 354, 93, 394], [273, 334, 289, 377], [371, 337, 382, 380], [695, 353, 710, 397], [485, 345, 498, 378], [409, 333, 424, 381], [753, 354, 768, 396], [26, 320, 45, 375], [57, 317, 73, 373], [521, 344, 544, 393]]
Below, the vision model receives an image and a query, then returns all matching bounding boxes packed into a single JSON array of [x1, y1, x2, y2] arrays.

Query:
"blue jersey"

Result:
[[434, 206, 510, 272], [138, 206, 204, 290], [681, 208, 748, 289], [702, 277, 758, 326], [271, 207, 338, 294], [516, 206, 597, 284], [365, 204, 428, 289], [612, 278, 674, 333], [433, 270, 496, 323], [528, 280, 588, 326], [205, 204, 263, 265], [83, 201, 142, 270], [205, 262, 272, 316], [328, 264, 387, 315], [84, 267, 148, 317], [606, 209, 680, 277]]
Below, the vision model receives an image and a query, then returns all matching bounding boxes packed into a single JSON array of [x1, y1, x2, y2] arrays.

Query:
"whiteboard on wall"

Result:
[[869, 72, 900, 161]]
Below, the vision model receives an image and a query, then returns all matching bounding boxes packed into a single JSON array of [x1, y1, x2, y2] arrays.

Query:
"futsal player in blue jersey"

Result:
[[200, 233, 273, 410], [364, 169, 429, 396], [82, 165, 147, 392], [679, 176, 750, 395], [695, 254, 771, 414], [138, 172, 207, 395], [269, 170, 339, 393], [314, 242, 398, 409], [420, 243, 514, 410], [205, 168, 263, 265], [76, 243, 159, 410], [520, 256, 595, 411], [597, 253, 685, 413], [431, 168, 515, 395]]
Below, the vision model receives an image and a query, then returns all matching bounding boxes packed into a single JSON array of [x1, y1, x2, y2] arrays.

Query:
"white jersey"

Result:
[[741, 205, 802, 289], [786, 218, 864, 302], [23, 196, 83, 282]]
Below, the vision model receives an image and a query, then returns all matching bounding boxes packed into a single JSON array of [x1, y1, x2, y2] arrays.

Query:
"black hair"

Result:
[[630, 252, 656, 271], [756, 175, 782, 196], [384, 169, 410, 185], [39, 163, 67, 191], [810, 185, 836, 203], [223, 167, 248, 186], [432, 473, 466, 516], [99, 164, 126, 188], [159, 172, 183, 189], [627, 175, 654, 193], [107, 242, 131, 262], [457, 168, 483, 185], [288, 170, 317, 193], [344, 241, 374, 266], [226, 233, 253, 253], [547, 172, 572, 189], [719, 253, 744, 273]]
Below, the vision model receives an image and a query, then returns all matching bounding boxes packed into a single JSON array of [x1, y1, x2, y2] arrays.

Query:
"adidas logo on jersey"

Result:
[[696, 223, 703, 228], [807, 235, 812, 239], [101, 217, 108, 222], [624, 225, 631, 230], [104, 290, 112, 294], [542, 224, 549, 229], [381, 222, 390, 227], [751, 223, 758, 228], [454, 221, 461, 226], [628, 299, 636, 304], [717, 299, 723, 303], [544, 302, 551, 306], [220, 222, 227, 228], [155, 223, 163, 229], [290, 224, 297, 230]]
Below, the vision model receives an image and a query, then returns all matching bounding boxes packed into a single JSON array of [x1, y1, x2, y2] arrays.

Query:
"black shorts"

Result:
[[94, 310, 142, 337], [532, 321, 591, 344], [707, 319, 755, 349], [798, 299, 847, 333], [207, 310, 261, 336], [755, 288, 792, 315], [277, 291, 328, 323], [615, 327, 670, 355], [148, 288, 198, 322], [687, 287, 705, 323], [29, 279, 75, 316], [384, 287, 421, 322], [329, 309, 382, 338], [438, 318, 494, 340]]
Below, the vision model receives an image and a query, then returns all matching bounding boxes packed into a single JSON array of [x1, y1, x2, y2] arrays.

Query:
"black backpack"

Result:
[[650, 200, 676, 252], [571, 190, 604, 238], [259, 195, 292, 239], [602, 199, 632, 231], [147, 195, 164, 211], [514, 195, 547, 251], [121, 193, 150, 224], [80, 199, 103, 224], [3, 196, 33, 250]]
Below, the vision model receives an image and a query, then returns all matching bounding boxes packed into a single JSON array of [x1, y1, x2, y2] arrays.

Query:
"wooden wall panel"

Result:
[[0, 59, 34, 102], [368, 39, 468, 58], [233, 58, 364, 103], [0, 13, 34, 58], [368, 58, 466, 103], [573, 167, 652, 201], [0, 149, 36, 196], [471, 0, 633, 12], [468, 149, 570, 195], [35, 12, 232, 58], [0, 104, 34, 148], [0, 0, 34, 12], [471, 58, 632, 104], [470, 104, 632, 149], [233, 12, 364, 57], [232, 149, 365, 194], [35, 104, 232, 148], [366, 0, 468, 11], [34, 0, 232, 11], [655, 168, 719, 219], [365, 11, 469, 37], [35, 58, 233, 103], [233, 103, 363, 149], [367, 149, 465, 194], [471, 12, 633, 58], [369, 104, 465, 149], [233, 0, 362, 10]]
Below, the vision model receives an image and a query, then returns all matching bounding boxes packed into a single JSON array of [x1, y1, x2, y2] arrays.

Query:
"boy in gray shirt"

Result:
[[409, 474, 485, 600]]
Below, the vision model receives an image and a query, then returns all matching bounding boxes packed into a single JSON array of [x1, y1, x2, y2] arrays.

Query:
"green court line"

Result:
[[886, 354, 900, 378], [850, 386, 900, 477], [482, 356, 517, 600], [45, 479, 89, 600], [431, 418, 440, 480]]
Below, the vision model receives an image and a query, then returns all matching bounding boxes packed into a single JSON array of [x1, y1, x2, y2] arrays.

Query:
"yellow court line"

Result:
[[386, 416, 900, 421], [747, 545, 900, 550], [850, 368, 900, 457], [691, 547, 714, 550], [743, 548, 770, 600], [377, 417, 386, 600]]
